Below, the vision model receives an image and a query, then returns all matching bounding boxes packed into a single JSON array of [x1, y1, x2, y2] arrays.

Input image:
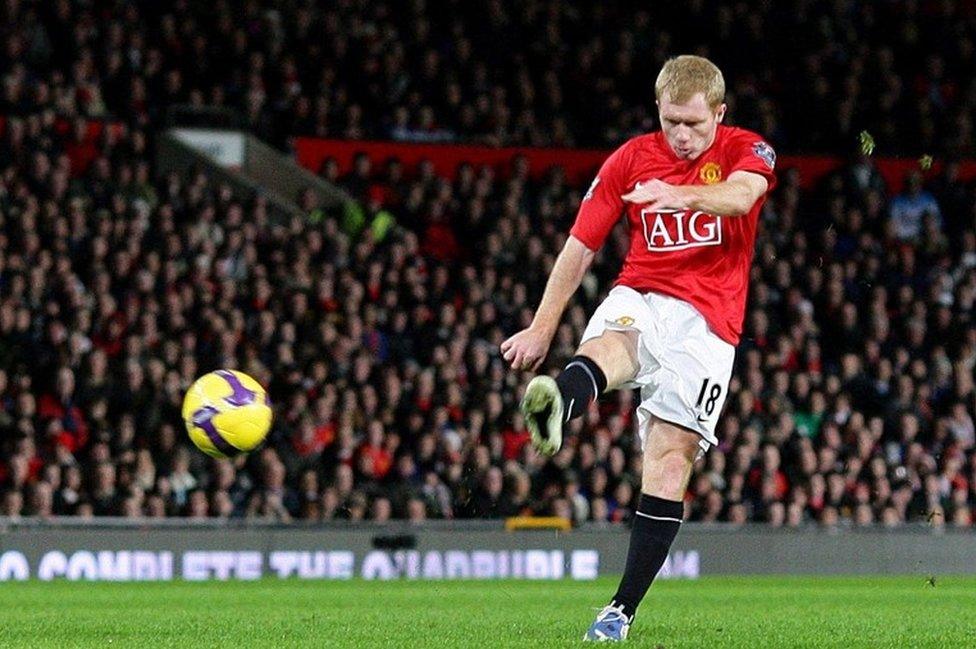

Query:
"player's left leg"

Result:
[[611, 419, 701, 611], [584, 418, 701, 642], [579, 292, 731, 640]]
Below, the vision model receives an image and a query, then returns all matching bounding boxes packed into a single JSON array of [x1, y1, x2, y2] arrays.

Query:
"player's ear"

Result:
[[716, 104, 727, 122]]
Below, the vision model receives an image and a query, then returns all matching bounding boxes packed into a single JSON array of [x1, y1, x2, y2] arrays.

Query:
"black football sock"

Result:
[[610, 494, 684, 621], [555, 355, 607, 421]]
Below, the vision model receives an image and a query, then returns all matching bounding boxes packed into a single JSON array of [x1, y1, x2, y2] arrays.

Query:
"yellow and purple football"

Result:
[[182, 370, 273, 458]]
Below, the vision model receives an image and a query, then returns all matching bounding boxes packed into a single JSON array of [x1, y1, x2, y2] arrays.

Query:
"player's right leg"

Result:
[[521, 286, 645, 455]]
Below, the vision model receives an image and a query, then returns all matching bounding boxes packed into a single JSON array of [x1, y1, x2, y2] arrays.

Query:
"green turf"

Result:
[[0, 576, 973, 647]]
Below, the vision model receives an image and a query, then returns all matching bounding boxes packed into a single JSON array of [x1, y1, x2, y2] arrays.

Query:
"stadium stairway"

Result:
[[157, 126, 352, 221]]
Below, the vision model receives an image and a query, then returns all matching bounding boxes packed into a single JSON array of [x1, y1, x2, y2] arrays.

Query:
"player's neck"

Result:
[[690, 128, 721, 161]]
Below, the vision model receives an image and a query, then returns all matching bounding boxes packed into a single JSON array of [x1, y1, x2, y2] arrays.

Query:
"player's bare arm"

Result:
[[501, 236, 595, 371], [620, 170, 769, 216]]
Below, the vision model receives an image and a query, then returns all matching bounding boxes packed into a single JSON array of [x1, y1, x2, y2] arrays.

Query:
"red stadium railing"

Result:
[[6, 112, 972, 193], [294, 137, 976, 193]]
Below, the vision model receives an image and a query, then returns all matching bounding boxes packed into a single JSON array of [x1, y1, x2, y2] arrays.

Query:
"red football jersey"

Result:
[[570, 125, 776, 345]]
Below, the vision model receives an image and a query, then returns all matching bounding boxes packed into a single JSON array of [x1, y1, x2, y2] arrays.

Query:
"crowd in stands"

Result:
[[2, 107, 976, 528], [1, 0, 975, 154], [1, 1, 976, 527]]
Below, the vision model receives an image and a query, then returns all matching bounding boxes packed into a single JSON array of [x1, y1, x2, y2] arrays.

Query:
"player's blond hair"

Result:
[[655, 55, 725, 108]]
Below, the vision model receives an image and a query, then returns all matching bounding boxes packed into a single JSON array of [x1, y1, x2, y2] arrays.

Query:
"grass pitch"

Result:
[[0, 576, 973, 647]]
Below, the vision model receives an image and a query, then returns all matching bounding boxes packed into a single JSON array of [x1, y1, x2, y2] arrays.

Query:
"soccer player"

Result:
[[500, 55, 776, 641]]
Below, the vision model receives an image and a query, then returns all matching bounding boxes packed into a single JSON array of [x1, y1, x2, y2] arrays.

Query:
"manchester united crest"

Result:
[[699, 162, 722, 185]]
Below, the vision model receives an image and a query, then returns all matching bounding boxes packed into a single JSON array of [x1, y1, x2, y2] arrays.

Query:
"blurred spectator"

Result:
[[889, 172, 942, 241]]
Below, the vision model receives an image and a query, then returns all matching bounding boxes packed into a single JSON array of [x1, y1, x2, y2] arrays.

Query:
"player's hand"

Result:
[[500, 326, 553, 372], [621, 179, 686, 211]]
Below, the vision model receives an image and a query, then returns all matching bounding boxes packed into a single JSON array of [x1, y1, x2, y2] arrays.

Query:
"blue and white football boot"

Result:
[[583, 603, 631, 641]]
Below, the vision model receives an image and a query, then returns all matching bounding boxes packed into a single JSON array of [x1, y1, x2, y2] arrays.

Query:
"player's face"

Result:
[[657, 93, 726, 160]]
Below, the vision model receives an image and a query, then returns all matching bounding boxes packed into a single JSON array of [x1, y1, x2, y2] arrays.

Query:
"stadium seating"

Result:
[[1, 0, 975, 527], [1, 1, 974, 154]]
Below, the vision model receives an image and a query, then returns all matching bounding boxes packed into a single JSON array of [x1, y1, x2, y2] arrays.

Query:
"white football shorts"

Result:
[[580, 285, 735, 452]]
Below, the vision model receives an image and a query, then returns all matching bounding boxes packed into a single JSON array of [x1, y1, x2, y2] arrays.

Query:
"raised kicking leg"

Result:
[[520, 329, 638, 454], [584, 419, 700, 641]]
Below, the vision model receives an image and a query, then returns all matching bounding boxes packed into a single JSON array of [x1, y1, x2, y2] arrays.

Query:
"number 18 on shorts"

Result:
[[580, 286, 735, 451]]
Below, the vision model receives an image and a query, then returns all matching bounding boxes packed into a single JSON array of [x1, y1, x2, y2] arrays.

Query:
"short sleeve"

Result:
[[728, 133, 777, 192], [569, 141, 633, 251]]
